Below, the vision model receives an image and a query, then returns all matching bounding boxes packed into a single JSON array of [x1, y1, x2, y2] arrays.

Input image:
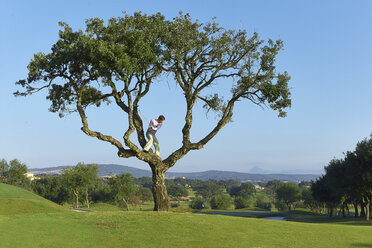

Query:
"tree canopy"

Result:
[[15, 12, 291, 211]]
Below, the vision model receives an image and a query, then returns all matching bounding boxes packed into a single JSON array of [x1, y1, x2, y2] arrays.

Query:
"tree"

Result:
[[354, 136, 372, 221], [137, 187, 153, 202], [77, 163, 99, 208], [234, 196, 249, 209], [255, 195, 272, 211], [210, 194, 232, 210], [276, 183, 301, 212], [194, 182, 224, 200], [228, 182, 256, 199], [32, 175, 69, 205], [0, 159, 9, 182], [109, 173, 138, 211], [61, 163, 98, 208], [62, 166, 83, 208], [189, 197, 206, 210], [7, 159, 29, 188], [15, 12, 291, 211], [167, 184, 189, 198], [264, 180, 282, 197]]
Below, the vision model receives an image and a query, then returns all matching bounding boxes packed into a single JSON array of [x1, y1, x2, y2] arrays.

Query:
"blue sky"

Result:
[[1, 0, 371, 173]]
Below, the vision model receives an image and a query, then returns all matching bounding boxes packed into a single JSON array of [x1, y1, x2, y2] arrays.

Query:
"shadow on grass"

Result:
[[196, 209, 372, 226], [275, 210, 372, 226], [195, 210, 284, 219], [351, 243, 372, 247]]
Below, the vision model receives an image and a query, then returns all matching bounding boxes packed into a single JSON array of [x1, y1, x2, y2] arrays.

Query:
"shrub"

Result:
[[256, 195, 272, 211], [210, 194, 232, 210], [189, 197, 205, 209], [234, 196, 249, 209], [274, 200, 287, 211]]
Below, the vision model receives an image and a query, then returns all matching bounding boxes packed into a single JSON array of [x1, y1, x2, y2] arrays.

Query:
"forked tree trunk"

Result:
[[122, 198, 130, 211], [151, 165, 170, 211], [73, 189, 79, 209]]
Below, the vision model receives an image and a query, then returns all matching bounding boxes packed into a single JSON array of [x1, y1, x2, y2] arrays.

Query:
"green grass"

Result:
[[2, 183, 372, 247], [0, 183, 65, 215]]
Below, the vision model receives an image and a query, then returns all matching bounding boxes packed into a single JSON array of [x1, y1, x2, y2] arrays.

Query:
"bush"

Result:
[[210, 194, 232, 210], [274, 200, 287, 211], [256, 195, 272, 211], [234, 196, 249, 209], [189, 197, 205, 209]]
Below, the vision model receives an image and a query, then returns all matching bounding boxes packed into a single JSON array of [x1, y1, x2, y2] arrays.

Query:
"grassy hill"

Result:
[[1, 182, 372, 247], [0, 183, 65, 215]]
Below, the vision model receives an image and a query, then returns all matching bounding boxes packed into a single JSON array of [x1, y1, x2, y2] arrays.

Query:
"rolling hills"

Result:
[[29, 164, 320, 183]]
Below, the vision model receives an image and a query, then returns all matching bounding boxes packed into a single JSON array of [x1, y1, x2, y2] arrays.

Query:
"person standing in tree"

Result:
[[143, 115, 165, 156]]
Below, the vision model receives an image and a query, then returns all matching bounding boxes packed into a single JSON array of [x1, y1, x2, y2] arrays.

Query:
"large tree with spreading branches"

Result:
[[15, 12, 291, 211]]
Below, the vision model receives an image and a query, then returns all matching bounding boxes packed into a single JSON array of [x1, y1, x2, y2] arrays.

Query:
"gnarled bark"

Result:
[[150, 164, 170, 211]]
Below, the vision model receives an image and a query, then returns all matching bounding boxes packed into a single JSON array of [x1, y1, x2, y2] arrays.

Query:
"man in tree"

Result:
[[143, 115, 165, 156], [14, 12, 291, 211]]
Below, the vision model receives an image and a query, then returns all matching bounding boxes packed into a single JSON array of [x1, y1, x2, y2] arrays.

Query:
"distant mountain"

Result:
[[29, 164, 152, 178], [166, 170, 319, 183], [248, 166, 274, 174], [29, 164, 321, 183], [248, 166, 323, 175]]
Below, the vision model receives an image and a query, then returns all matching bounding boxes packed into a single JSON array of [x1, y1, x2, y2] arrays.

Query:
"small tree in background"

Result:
[[32, 175, 69, 205], [228, 182, 256, 199], [276, 183, 301, 212], [189, 197, 206, 210], [234, 196, 250, 209], [0, 159, 9, 182], [63, 166, 83, 208], [194, 182, 224, 201], [109, 173, 138, 211], [167, 184, 189, 198], [62, 163, 98, 208], [210, 194, 232, 210], [77, 163, 99, 208], [1, 159, 30, 189]]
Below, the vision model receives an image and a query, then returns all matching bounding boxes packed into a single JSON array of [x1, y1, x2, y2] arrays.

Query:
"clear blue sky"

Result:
[[1, 0, 371, 173]]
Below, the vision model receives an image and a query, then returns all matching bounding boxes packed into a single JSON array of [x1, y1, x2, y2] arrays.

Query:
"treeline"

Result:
[[311, 135, 372, 220], [32, 163, 153, 210], [1, 158, 314, 212], [0, 159, 30, 188]]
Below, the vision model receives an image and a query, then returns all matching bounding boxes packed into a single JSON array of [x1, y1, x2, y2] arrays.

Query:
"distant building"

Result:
[[254, 185, 264, 190], [25, 172, 39, 181]]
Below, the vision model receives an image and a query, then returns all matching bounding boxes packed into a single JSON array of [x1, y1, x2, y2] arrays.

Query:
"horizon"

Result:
[[27, 163, 324, 175], [1, 0, 371, 174]]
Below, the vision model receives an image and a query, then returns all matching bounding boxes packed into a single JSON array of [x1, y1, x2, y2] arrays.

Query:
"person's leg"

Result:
[[143, 132, 154, 151], [153, 135, 160, 156]]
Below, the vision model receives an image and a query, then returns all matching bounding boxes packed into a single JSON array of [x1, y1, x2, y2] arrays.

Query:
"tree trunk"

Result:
[[360, 203, 366, 218], [151, 165, 170, 211], [329, 207, 333, 217], [366, 202, 370, 221], [353, 203, 358, 218], [342, 203, 345, 218], [122, 198, 130, 211], [85, 188, 90, 208], [73, 189, 79, 209]]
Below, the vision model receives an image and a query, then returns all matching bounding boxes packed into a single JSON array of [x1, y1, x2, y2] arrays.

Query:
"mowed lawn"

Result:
[[1, 183, 372, 248]]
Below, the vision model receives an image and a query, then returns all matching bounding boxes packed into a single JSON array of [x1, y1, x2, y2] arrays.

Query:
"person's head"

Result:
[[157, 115, 165, 123]]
